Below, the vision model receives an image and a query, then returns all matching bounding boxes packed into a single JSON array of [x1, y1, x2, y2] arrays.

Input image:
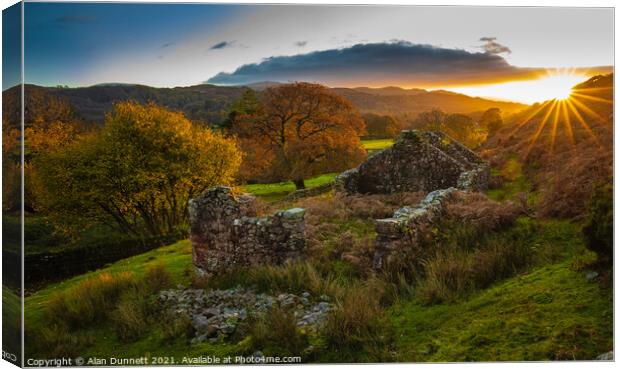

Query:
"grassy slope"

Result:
[[389, 260, 612, 361], [24, 241, 246, 360]]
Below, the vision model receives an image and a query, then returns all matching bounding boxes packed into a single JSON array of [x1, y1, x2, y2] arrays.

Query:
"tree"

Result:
[[233, 82, 366, 189], [480, 108, 503, 135], [415, 108, 445, 131], [362, 113, 400, 138], [36, 102, 241, 237], [443, 113, 487, 148], [220, 89, 260, 129]]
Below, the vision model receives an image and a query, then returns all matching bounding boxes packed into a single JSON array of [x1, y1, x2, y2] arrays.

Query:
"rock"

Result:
[[206, 324, 219, 338], [596, 351, 613, 360], [585, 271, 599, 281], [160, 286, 333, 343]]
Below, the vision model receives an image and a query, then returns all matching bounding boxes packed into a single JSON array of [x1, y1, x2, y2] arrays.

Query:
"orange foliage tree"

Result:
[[232, 82, 366, 189]]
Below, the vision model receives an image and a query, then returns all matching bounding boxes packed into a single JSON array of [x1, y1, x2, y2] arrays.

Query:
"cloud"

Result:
[[161, 42, 175, 49], [295, 41, 308, 47], [206, 41, 542, 87], [479, 37, 511, 54], [209, 41, 235, 50]]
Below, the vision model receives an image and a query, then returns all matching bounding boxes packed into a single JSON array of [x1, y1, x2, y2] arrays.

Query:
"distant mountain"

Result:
[[333, 87, 527, 116], [4, 82, 527, 127]]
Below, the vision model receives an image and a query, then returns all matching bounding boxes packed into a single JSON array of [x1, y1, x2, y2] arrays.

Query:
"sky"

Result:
[[5, 3, 615, 102]]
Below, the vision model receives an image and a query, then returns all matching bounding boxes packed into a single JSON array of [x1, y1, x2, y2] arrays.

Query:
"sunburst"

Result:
[[515, 75, 612, 159]]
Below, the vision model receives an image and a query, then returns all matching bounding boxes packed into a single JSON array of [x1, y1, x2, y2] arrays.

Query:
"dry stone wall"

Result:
[[373, 187, 457, 269], [189, 187, 305, 276], [335, 130, 490, 194]]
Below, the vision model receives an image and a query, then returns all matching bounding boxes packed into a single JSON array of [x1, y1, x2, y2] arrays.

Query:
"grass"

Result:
[[242, 173, 337, 202], [361, 138, 394, 153], [388, 260, 612, 361]]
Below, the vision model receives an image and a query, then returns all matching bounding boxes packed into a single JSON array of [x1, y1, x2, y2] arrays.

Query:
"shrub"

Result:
[[46, 272, 136, 328], [250, 307, 308, 357], [583, 184, 613, 264]]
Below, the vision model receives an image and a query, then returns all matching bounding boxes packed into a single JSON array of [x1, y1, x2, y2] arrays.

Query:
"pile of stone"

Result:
[[158, 286, 332, 344]]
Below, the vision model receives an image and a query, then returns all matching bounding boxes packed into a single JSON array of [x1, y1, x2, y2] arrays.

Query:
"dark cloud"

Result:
[[479, 37, 511, 54], [161, 42, 175, 49], [207, 41, 541, 87], [210, 41, 235, 50], [295, 41, 308, 47]]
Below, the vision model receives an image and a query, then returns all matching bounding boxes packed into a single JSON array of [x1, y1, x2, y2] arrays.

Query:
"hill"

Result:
[[333, 86, 527, 115], [483, 73, 613, 217], [4, 83, 527, 127]]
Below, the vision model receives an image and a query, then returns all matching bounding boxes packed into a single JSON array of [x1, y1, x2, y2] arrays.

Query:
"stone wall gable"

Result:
[[335, 130, 490, 195], [189, 187, 306, 276]]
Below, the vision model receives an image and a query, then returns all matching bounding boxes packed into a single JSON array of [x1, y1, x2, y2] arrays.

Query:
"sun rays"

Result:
[[516, 82, 613, 159]]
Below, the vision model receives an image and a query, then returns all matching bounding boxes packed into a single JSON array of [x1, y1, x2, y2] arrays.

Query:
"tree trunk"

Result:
[[293, 179, 305, 190]]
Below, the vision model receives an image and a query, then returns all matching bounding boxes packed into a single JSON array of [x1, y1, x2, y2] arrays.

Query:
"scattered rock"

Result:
[[159, 286, 332, 343]]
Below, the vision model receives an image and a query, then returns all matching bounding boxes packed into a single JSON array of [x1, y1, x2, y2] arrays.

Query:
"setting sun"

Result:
[[449, 70, 587, 104]]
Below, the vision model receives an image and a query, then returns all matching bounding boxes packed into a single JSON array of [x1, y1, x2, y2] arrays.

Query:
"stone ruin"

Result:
[[189, 187, 305, 276], [373, 187, 457, 269], [189, 131, 491, 275], [335, 130, 490, 194]]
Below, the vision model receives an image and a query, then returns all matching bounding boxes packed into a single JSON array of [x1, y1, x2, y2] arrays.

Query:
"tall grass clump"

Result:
[[203, 261, 342, 298], [321, 280, 393, 361], [250, 307, 308, 357], [46, 271, 136, 328], [45, 263, 173, 341]]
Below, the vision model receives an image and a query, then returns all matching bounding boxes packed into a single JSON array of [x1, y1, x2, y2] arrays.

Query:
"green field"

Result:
[[242, 173, 337, 202], [362, 138, 394, 153]]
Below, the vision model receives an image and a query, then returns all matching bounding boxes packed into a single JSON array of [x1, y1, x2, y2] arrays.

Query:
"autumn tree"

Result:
[[415, 108, 446, 131], [36, 102, 241, 237], [232, 83, 366, 189], [362, 113, 401, 138], [480, 107, 503, 135]]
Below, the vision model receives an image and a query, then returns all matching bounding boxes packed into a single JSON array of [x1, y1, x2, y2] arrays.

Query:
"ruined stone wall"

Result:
[[373, 188, 457, 269], [335, 130, 490, 194], [189, 187, 305, 276]]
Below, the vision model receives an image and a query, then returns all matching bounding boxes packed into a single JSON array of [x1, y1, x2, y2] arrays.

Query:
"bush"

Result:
[[583, 184, 613, 264], [250, 307, 308, 357]]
